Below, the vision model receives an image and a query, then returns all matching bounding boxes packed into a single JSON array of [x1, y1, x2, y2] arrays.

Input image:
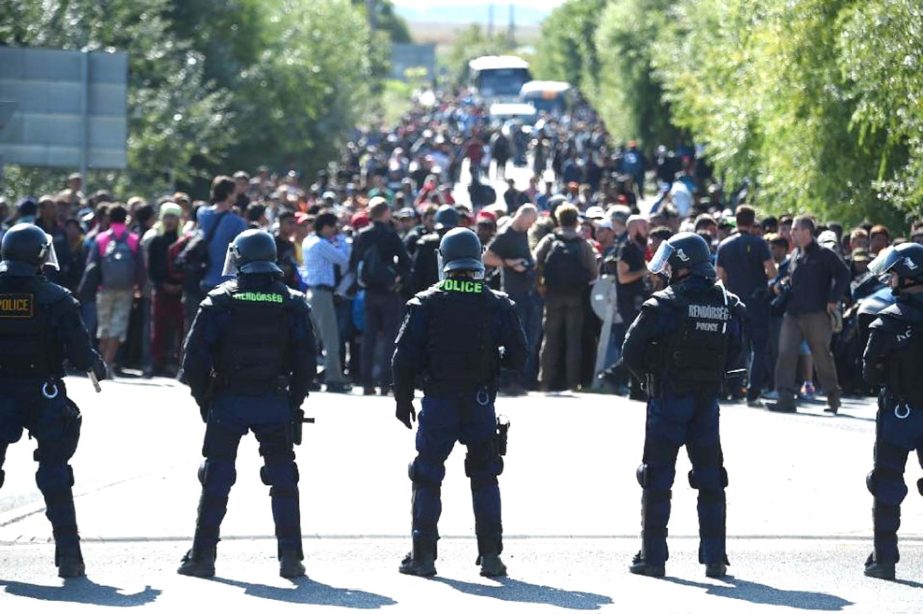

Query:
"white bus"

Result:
[[519, 80, 573, 117], [468, 55, 531, 101]]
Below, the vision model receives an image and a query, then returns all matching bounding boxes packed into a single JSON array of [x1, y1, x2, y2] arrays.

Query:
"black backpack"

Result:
[[174, 210, 228, 285], [359, 242, 399, 292], [543, 234, 591, 293]]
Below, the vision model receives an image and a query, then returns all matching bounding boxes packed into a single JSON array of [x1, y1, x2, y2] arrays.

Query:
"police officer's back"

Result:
[[410, 204, 459, 294], [0, 224, 106, 578], [861, 243, 923, 580], [178, 229, 317, 579], [392, 227, 527, 578], [621, 232, 744, 580]]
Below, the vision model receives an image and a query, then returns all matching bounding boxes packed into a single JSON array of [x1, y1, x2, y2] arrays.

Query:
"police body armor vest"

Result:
[[0, 274, 63, 377], [213, 279, 292, 392], [877, 300, 923, 407], [422, 280, 498, 393], [664, 283, 731, 385]]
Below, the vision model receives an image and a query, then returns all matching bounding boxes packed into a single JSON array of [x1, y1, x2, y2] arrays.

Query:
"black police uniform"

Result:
[[861, 243, 923, 579], [410, 206, 459, 294], [179, 232, 317, 577], [393, 228, 527, 577], [0, 225, 105, 577], [621, 232, 744, 578]]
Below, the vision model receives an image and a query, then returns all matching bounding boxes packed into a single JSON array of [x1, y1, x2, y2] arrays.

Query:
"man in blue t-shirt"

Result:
[[716, 205, 777, 405], [197, 176, 248, 291]]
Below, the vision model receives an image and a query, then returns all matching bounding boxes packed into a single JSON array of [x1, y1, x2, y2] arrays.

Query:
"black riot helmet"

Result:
[[434, 204, 460, 232], [438, 227, 484, 277], [222, 229, 282, 276], [648, 231, 715, 281], [869, 242, 923, 295], [0, 223, 59, 276]]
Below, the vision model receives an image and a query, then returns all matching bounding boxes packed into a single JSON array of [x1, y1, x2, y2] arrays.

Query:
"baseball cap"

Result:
[[350, 212, 370, 229], [595, 218, 614, 230]]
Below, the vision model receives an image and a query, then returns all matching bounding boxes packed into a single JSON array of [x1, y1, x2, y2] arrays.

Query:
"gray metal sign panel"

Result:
[[390, 43, 436, 81], [0, 47, 128, 169]]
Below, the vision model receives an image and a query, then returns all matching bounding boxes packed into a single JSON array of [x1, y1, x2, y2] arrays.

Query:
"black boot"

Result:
[[56, 543, 85, 578], [177, 546, 216, 578], [478, 554, 507, 577], [399, 539, 437, 577], [705, 561, 728, 578], [629, 551, 665, 578], [280, 549, 306, 578], [864, 553, 895, 580]]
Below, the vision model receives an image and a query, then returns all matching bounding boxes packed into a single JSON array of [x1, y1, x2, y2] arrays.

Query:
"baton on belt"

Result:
[[88, 371, 102, 393]]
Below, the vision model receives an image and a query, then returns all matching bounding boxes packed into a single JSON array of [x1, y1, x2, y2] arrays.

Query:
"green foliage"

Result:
[[0, 0, 234, 198], [594, 0, 678, 148], [228, 0, 373, 174], [0, 0, 379, 200], [534, 0, 921, 225], [532, 0, 606, 99], [352, 0, 411, 44]]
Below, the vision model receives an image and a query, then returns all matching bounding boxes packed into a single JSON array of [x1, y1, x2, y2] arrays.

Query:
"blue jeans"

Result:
[[409, 391, 503, 555], [742, 307, 770, 401], [509, 291, 542, 387], [638, 390, 727, 565]]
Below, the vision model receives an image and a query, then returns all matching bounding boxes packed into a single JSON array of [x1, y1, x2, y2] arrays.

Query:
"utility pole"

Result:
[[366, 0, 377, 31], [487, 3, 494, 39], [507, 3, 515, 48]]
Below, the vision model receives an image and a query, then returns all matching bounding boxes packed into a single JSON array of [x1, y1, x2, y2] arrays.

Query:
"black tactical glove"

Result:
[[396, 400, 416, 430], [292, 407, 305, 446]]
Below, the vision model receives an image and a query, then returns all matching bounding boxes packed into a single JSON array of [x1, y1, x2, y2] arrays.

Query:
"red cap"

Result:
[[350, 212, 370, 229], [476, 210, 497, 224]]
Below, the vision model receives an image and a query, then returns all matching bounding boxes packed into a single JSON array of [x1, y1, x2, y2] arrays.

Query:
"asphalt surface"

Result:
[[1, 375, 921, 612]]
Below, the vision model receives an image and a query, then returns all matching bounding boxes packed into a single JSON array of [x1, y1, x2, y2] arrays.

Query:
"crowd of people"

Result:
[[1, 88, 920, 405]]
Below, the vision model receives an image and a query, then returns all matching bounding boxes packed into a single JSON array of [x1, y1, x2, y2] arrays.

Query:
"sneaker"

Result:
[[479, 554, 508, 577], [378, 386, 392, 397], [362, 386, 376, 396], [864, 553, 895, 580], [746, 398, 765, 408], [177, 548, 216, 578], [762, 390, 780, 401], [766, 400, 798, 413], [628, 551, 665, 578], [799, 382, 816, 401], [325, 382, 352, 394], [279, 551, 306, 578], [399, 551, 436, 577], [705, 562, 728, 578]]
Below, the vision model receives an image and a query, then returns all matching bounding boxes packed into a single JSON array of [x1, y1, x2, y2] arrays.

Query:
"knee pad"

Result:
[[918, 478, 923, 498], [689, 467, 729, 490], [0, 469, 4, 489], [409, 457, 445, 489], [260, 462, 299, 487], [636, 464, 649, 488], [199, 459, 236, 493], [867, 468, 909, 504], [36, 463, 74, 493]]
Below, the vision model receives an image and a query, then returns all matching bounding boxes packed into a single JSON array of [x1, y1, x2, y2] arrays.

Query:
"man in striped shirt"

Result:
[[302, 211, 351, 393]]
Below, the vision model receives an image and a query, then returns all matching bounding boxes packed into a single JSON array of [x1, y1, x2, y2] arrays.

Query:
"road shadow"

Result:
[[210, 576, 396, 609], [433, 576, 613, 610], [664, 575, 852, 611], [891, 578, 923, 589], [0, 577, 160, 607]]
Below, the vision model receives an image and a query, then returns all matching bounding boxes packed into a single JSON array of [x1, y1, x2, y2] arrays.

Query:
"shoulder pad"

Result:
[[406, 296, 424, 309], [644, 287, 676, 311], [208, 280, 238, 299], [413, 284, 443, 302], [870, 303, 922, 331], [285, 286, 307, 303], [34, 278, 72, 305]]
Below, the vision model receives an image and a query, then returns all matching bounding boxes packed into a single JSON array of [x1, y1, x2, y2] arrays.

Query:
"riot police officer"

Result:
[[0, 223, 106, 578], [861, 242, 923, 580], [393, 227, 527, 578], [178, 229, 317, 579], [621, 232, 744, 579]]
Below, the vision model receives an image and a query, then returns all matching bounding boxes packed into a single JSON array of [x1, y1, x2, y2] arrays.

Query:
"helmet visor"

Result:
[[648, 240, 674, 275], [221, 244, 239, 277], [868, 246, 899, 278], [41, 233, 59, 271]]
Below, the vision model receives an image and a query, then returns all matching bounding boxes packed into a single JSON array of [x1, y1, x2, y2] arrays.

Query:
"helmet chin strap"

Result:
[[895, 278, 923, 296]]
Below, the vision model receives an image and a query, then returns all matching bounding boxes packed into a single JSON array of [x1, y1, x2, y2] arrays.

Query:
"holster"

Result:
[[496, 416, 510, 456]]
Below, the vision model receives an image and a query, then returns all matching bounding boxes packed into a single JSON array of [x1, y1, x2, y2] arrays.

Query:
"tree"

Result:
[[0, 0, 234, 198], [439, 24, 513, 87], [532, 0, 607, 99]]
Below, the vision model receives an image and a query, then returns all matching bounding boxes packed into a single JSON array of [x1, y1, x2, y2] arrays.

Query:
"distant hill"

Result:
[[395, 4, 551, 27], [408, 21, 540, 46]]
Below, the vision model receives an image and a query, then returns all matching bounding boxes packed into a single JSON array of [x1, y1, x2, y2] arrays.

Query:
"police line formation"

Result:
[[1, 222, 922, 583]]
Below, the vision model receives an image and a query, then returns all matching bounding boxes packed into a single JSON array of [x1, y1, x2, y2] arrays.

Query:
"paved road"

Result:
[[1, 376, 922, 611]]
